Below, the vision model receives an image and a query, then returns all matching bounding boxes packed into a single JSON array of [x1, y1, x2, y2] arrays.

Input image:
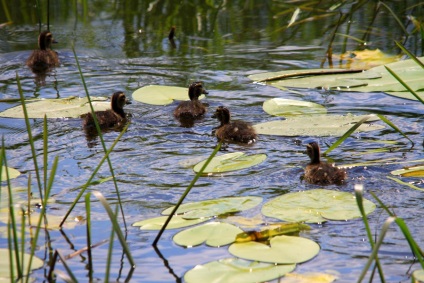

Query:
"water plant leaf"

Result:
[[263, 98, 327, 117], [254, 114, 383, 136], [412, 269, 424, 281], [0, 211, 77, 230], [184, 258, 296, 283], [391, 165, 424, 177], [193, 152, 267, 174], [281, 271, 338, 283], [228, 235, 320, 264], [0, 248, 44, 279], [235, 223, 311, 243], [173, 221, 243, 247], [1, 166, 20, 181], [162, 196, 263, 219], [132, 215, 209, 230], [0, 96, 109, 119], [132, 85, 205, 105], [331, 49, 401, 69], [262, 189, 376, 223]]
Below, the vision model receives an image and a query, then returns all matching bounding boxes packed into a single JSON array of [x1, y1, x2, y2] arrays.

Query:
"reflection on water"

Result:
[[0, 0, 424, 282]]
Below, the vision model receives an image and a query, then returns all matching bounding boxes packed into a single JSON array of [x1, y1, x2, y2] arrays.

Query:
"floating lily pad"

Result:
[[0, 211, 76, 230], [132, 215, 209, 230], [0, 248, 44, 279], [391, 165, 424, 177], [1, 166, 20, 181], [262, 189, 376, 223], [413, 269, 424, 282], [253, 114, 383, 136], [132, 85, 205, 105], [184, 258, 296, 283], [162, 196, 263, 219], [229, 235, 320, 264], [193, 152, 267, 174], [173, 222, 243, 247], [263, 98, 327, 117], [281, 271, 338, 283], [0, 96, 109, 119]]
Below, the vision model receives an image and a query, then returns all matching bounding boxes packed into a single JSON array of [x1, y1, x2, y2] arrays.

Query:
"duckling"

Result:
[[212, 106, 257, 144], [304, 142, 347, 185], [174, 82, 208, 120], [26, 31, 60, 73], [82, 91, 131, 131]]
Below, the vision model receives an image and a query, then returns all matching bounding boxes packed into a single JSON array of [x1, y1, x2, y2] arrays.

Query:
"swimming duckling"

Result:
[[212, 106, 257, 144], [304, 142, 347, 185], [82, 91, 131, 131], [26, 31, 60, 73], [174, 82, 208, 120]]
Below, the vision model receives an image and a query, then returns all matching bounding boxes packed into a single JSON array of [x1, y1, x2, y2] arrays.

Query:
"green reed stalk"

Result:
[[379, 2, 409, 36], [7, 219, 14, 280], [385, 66, 424, 105], [93, 191, 135, 267], [153, 141, 222, 246], [395, 41, 424, 69], [105, 205, 117, 282], [85, 193, 93, 281], [56, 250, 78, 282], [376, 114, 414, 146], [71, 46, 127, 228], [20, 208, 26, 283]]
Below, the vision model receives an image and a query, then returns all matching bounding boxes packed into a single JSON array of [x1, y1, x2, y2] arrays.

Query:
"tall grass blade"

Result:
[[387, 176, 424, 192], [20, 208, 26, 283], [384, 65, 424, 105], [376, 114, 414, 146], [43, 115, 48, 194], [93, 191, 135, 267], [85, 193, 93, 281], [7, 219, 14, 280], [56, 250, 78, 282], [105, 205, 117, 283], [323, 115, 374, 155], [379, 2, 409, 36], [394, 41, 424, 69], [153, 141, 222, 246]]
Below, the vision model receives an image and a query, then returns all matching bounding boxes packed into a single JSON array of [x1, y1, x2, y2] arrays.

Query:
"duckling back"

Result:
[[304, 163, 347, 185], [215, 120, 257, 144], [174, 82, 208, 119], [26, 31, 59, 73]]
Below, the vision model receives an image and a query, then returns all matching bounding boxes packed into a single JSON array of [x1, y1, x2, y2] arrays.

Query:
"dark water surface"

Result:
[[1, 1, 424, 282]]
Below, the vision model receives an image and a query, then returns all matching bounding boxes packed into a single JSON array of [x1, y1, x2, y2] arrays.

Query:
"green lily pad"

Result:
[[193, 152, 267, 174], [229, 235, 320, 264], [262, 189, 376, 223], [0, 211, 77, 230], [162, 196, 263, 219], [413, 269, 424, 281], [0, 248, 44, 279], [184, 258, 296, 283], [263, 98, 327, 117], [173, 222, 243, 247], [0, 96, 109, 119], [391, 165, 424, 177], [253, 114, 383, 136], [1, 166, 20, 181], [132, 85, 205, 105], [132, 215, 209, 230]]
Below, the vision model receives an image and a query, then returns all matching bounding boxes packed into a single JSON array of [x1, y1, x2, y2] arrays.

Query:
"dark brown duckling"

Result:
[[212, 106, 257, 144], [304, 142, 347, 185], [174, 81, 208, 120], [82, 91, 131, 131], [26, 31, 60, 73]]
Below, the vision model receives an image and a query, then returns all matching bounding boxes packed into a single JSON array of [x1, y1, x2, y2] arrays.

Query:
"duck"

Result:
[[212, 106, 257, 144], [82, 91, 131, 131], [174, 82, 208, 120], [304, 142, 347, 185], [26, 30, 60, 73]]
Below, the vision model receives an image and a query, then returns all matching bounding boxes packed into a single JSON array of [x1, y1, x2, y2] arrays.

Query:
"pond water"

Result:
[[1, 0, 424, 282]]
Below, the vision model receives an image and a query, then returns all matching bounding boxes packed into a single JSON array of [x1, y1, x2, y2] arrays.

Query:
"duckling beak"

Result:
[[125, 99, 132, 105], [202, 89, 209, 95], [52, 39, 58, 44]]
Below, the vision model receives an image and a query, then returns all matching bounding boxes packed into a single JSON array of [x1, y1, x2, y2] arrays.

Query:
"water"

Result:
[[1, 0, 424, 282]]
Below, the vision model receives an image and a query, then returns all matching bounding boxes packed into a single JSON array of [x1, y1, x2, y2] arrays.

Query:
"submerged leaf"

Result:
[[132, 85, 205, 105], [262, 189, 376, 223], [236, 223, 311, 243], [391, 165, 424, 177], [132, 215, 209, 230], [229, 235, 320, 264], [193, 152, 267, 174], [263, 98, 327, 117], [281, 271, 338, 283], [184, 258, 295, 283], [332, 49, 401, 69], [1, 166, 20, 181], [162, 196, 263, 219], [0, 248, 44, 279], [254, 114, 383, 136]]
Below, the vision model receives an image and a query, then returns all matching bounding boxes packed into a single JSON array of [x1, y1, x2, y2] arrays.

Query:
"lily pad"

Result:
[[184, 258, 296, 283], [281, 271, 338, 283], [229, 235, 320, 264], [0, 248, 44, 279], [132, 85, 205, 105], [132, 215, 209, 230], [413, 269, 424, 282], [0, 96, 109, 119], [391, 165, 424, 177], [193, 152, 267, 174], [253, 114, 383, 136], [262, 189, 376, 223], [263, 98, 327, 117], [1, 166, 20, 181], [162, 196, 263, 219], [0, 211, 77, 230], [173, 222, 243, 247]]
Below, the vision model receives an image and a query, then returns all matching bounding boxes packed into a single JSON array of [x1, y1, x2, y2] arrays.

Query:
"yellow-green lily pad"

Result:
[[193, 152, 267, 174], [184, 258, 296, 283], [263, 98, 327, 117], [132, 85, 205, 105], [162, 196, 263, 219], [229, 235, 320, 264], [391, 165, 424, 177], [1, 166, 20, 181], [0, 248, 44, 280], [413, 269, 424, 282], [253, 114, 383, 136], [173, 222, 243, 247], [262, 189, 376, 223], [132, 215, 209, 230], [0, 96, 109, 119]]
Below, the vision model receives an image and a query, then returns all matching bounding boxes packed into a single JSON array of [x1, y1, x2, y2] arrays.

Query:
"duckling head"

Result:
[[306, 142, 321, 164], [38, 31, 57, 50], [188, 81, 208, 101], [111, 91, 131, 115], [212, 106, 231, 124]]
